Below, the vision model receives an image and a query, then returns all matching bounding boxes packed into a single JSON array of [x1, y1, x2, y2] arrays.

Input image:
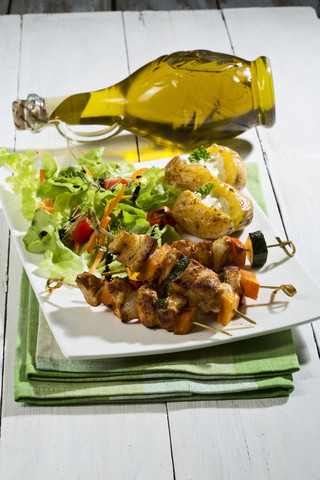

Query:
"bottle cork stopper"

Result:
[[12, 99, 29, 130]]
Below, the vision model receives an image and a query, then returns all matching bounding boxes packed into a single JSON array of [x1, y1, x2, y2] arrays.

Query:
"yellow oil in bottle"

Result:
[[13, 51, 275, 150]]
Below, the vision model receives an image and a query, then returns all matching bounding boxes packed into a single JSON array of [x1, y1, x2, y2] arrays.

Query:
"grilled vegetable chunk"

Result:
[[165, 143, 247, 192], [172, 180, 253, 239], [138, 243, 183, 287]]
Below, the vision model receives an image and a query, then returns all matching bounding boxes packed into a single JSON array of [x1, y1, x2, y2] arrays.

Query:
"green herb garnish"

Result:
[[188, 146, 210, 163], [195, 183, 215, 198]]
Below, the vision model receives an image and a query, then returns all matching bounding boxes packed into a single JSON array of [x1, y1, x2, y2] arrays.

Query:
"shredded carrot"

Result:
[[89, 249, 105, 274], [83, 185, 126, 263], [105, 184, 127, 216], [74, 241, 81, 253], [45, 198, 55, 208], [83, 164, 93, 179], [89, 216, 111, 273], [39, 168, 45, 184], [37, 200, 55, 214], [98, 215, 111, 241], [39, 170, 56, 210], [82, 231, 96, 254], [130, 167, 148, 182]]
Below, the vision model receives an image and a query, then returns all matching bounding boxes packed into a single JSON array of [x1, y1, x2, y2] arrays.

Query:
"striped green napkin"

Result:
[[14, 163, 300, 404]]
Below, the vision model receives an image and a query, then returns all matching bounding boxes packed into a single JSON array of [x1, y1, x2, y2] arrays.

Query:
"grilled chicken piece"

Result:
[[222, 266, 243, 298], [138, 243, 183, 287], [76, 272, 104, 307], [100, 277, 138, 323], [168, 259, 222, 315], [136, 284, 159, 328], [172, 239, 214, 269], [108, 230, 157, 272], [136, 285, 191, 333], [157, 294, 187, 331]]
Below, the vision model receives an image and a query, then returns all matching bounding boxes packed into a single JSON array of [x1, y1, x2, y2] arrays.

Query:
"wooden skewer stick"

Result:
[[192, 321, 232, 336], [234, 310, 256, 325], [45, 277, 78, 293], [102, 269, 126, 276], [267, 237, 296, 257], [260, 283, 297, 297]]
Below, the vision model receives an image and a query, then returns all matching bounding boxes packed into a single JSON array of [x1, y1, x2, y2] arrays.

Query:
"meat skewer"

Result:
[[220, 266, 296, 300], [75, 271, 233, 336], [72, 229, 296, 335], [75, 232, 249, 333]]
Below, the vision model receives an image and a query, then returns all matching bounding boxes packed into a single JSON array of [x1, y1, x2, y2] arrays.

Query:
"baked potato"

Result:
[[172, 180, 253, 239], [165, 144, 247, 192]]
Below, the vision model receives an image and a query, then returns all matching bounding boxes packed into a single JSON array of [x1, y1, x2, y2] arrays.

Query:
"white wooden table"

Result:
[[1, 7, 320, 480]]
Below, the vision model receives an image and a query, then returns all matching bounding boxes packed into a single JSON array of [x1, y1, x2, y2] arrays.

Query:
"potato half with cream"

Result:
[[165, 144, 247, 192], [172, 181, 253, 239]]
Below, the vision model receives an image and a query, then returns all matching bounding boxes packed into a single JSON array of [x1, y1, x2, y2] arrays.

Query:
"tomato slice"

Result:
[[69, 217, 93, 243], [103, 178, 129, 190], [146, 207, 176, 228]]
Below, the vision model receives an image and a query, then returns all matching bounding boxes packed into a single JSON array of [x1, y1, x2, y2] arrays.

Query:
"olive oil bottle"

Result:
[[12, 50, 275, 150]]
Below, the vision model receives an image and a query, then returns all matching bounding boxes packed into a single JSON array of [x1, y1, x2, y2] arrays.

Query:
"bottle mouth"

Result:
[[253, 56, 276, 128], [12, 93, 47, 131]]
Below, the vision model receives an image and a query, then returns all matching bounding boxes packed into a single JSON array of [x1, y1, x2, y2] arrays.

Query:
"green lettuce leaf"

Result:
[[147, 224, 180, 246], [110, 203, 150, 235], [23, 208, 63, 253], [136, 167, 181, 212], [41, 151, 59, 178], [37, 234, 88, 283], [0, 148, 38, 221], [78, 148, 135, 179]]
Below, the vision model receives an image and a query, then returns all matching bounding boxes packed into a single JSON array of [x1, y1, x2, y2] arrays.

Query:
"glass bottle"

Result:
[[12, 50, 275, 150]]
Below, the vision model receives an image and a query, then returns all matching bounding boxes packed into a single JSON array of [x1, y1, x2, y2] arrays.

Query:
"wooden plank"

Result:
[[9, 0, 112, 14], [118, 0, 218, 9], [0, 12, 174, 480], [0, 15, 21, 409], [0, 1, 10, 14], [0, 16, 21, 149], [7, 0, 319, 13], [220, 0, 318, 8]]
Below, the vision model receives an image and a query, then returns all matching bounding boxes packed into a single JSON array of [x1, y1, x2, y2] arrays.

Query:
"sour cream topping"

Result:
[[180, 152, 226, 181], [195, 192, 231, 217]]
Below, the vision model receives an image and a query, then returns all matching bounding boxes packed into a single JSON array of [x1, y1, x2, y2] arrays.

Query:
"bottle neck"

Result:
[[251, 56, 276, 128], [12, 86, 126, 132]]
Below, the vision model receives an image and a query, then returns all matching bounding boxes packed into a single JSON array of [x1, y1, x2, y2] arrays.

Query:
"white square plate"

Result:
[[1, 157, 320, 358]]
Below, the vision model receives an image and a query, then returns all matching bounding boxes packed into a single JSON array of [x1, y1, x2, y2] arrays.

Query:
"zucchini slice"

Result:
[[245, 230, 268, 267]]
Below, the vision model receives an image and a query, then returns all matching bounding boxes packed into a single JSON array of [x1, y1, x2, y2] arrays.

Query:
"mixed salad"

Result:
[[0, 147, 182, 282]]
